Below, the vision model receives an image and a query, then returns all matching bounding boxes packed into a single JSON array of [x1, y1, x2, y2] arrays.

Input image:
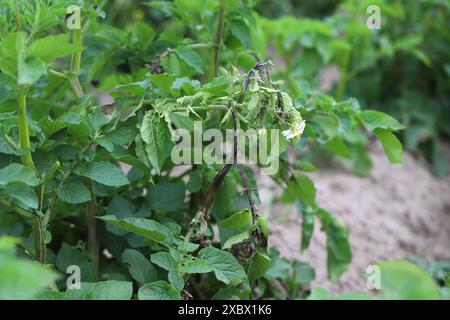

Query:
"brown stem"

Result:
[[209, 1, 225, 80], [31, 217, 46, 264], [85, 180, 99, 275], [236, 165, 257, 221]]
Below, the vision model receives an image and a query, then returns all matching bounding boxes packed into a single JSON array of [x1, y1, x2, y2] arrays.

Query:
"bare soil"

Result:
[[260, 142, 450, 292]]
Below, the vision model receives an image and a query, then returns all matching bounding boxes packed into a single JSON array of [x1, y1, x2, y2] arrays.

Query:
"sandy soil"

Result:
[[260, 142, 450, 292]]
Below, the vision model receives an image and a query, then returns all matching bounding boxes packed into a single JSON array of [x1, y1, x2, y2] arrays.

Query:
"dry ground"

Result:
[[261, 142, 450, 292]]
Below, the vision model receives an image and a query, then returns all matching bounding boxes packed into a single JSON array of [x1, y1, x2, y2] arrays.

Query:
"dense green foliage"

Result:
[[0, 0, 447, 300]]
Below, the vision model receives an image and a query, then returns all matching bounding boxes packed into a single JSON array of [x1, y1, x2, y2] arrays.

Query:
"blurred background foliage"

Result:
[[99, 0, 449, 176]]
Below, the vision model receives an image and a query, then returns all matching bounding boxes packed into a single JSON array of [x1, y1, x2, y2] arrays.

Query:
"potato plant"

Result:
[[0, 0, 406, 300]]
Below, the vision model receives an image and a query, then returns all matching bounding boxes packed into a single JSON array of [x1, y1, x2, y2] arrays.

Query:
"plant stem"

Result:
[[70, 29, 82, 74], [171, 105, 228, 113], [3, 134, 18, 150], [85, 180, 99, 274], [209, 1, 225, 81], [44, 161, 61, 184], [0, 197, 32, 219], [17, 86, 37, 172], [13, 0, 21, 30], [48, 68, 70, 80], [70, 28, 85, 98], [31, 216, 46, 264], [17, 86, 46, 263]]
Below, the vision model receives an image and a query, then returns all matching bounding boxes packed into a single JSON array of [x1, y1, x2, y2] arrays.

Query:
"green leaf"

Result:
[[377, 260, 440, 300], [230, 19, 250, 49], [7, 183, 38, 209], [57, 180, 91, 204], [170, 111, 195, 132], [122, 249, 157, 285], [219, 209, 252, 230], [175, 46, 204, 74], [181, 258, 214, 274], [168, 271, 184, 291], [147, 178, 185, 212], [0, 32, 25, 78], [150, 252, 178, 271], [140, 113, 174, 174], [307, 287, 333, 300], [292, 261, 315, 285], [282, 174, 316, 207], [360, 110, 405, 132], [0, 237, 59, 299], [29, 34, 78, 63], [374, 129, 403, 164], [247, 251, 271, 283], [55, 243, 96, 282], [198, 246, 248, 285], [84, 281, 133, 300], [0, 163, 39, 186], [317, 209, 352, 281], [325, 136, 351, 159], [300, 207, 315, 251], [98, 215, 174, 245], [83, 162, 129, 187], [18, 56, 46, 85], [138, 281, 181, 300], [149, 74, 176, 95], [129, 22, 155, 50], [311, 113, 340, 142]]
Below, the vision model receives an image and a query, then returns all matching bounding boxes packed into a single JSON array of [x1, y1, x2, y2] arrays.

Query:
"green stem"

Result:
[[70, 28, 82, 74], [3, 134, 18, 150], [13, 0, 21, 30], [44, 161, 61, 184], [209, 1, 225, 81], [172, 105, 228, 113], [48, 68, 70, 80], [17, 86, 46, 263], [335, 49, 350, 101], [17, 86, 37, 172], [69, 28, 84, 98], [0, 197, 33, 219]]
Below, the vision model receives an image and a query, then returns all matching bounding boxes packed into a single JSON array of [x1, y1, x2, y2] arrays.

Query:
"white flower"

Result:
[[282, 120, 306, 140]]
